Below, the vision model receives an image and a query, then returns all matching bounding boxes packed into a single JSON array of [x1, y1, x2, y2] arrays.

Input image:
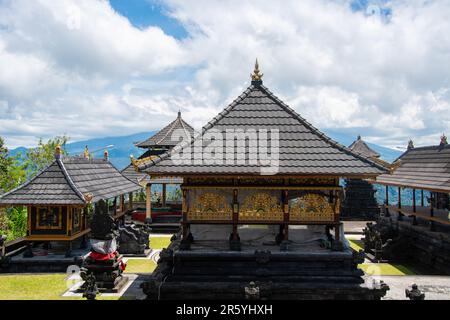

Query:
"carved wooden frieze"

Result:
[[239, 192, 284, 221], [187, 191, 233, 221], [290, 193, 336, 222]]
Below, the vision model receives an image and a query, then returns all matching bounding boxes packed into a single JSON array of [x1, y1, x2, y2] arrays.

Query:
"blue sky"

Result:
[[0, 0, 449, 150], [109, 0, 188, 39]]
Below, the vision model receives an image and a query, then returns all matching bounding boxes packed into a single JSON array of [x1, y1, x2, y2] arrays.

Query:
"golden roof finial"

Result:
[[55, 145, 62, 160], [84, 145, 89, 159], [251, 59, 263, 82]]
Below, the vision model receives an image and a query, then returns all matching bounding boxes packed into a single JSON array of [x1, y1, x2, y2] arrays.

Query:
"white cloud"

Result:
[[0, 0, 449, 150]]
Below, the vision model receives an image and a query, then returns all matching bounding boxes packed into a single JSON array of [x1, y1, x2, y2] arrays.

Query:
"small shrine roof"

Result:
[[135, 111, 195, 149], [0, 156, 141, 206], [348, 136, 380, 159]]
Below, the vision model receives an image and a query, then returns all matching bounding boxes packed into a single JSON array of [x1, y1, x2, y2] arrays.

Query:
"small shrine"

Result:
[[137, 61, 389, 300], [122, 111, 194, 224], [341, 135, 383, 220], [0, 147, 141, 257]]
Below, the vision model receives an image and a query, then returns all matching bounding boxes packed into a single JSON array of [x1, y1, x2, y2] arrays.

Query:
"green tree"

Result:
[[23, 135, 69, 176], [0, 137, 13, 193]]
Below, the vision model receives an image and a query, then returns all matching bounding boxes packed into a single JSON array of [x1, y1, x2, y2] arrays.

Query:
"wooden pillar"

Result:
[[421, 190, 424, 207], [146, 183, 152, 219], [283, 190, 289, 241], [120, 194, 125, 212], [384, 186, 391, 217], [229, 189, 241, 251], [385, 186, 388, 204], [397, 187, 403, 221], [128, 192, 133, 210], [67, 207, 72, 237], [180, 189, 191, 250], [412, 189, 417, 225], [232, 189, 239, 240], [162, 184, 167, 207], [430, 192, 435, 231]]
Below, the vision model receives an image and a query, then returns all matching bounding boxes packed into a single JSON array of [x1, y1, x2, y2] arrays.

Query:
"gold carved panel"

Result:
[[290, 193, 335, 222], [239, 192, 283, 221], [187, 192, 232, 221]]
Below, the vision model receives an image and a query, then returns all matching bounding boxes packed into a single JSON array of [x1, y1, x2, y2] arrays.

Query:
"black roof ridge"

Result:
[[56, 158, 86, 203]]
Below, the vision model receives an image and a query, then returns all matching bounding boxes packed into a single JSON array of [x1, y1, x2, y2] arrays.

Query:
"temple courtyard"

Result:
[[1, 227, 450, 300]]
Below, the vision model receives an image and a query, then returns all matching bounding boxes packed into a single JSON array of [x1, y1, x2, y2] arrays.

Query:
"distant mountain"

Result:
[[10, 131, 155, 170], [9, 129, 402, 171]]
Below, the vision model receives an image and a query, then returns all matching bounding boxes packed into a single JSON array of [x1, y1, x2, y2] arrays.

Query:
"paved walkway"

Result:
[[379, 276, 450, 300]]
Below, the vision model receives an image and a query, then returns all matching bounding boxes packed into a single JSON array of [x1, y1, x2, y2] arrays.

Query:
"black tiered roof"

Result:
[[348, 135, 380, 159], [138, 72, 387, 177], [0, 156, 141, 206], [135, 111, 195, 149]]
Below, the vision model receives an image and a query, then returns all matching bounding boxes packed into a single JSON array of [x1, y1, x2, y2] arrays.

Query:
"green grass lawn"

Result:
[[150, 236, 171, 249], [348, 239, 364, 252], [358, 263, 416, 276], [124, 259, 156, 273], [0, 274, 127, 300]]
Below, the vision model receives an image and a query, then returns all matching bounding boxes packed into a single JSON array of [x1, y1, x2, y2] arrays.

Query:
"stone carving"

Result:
[[239, 192, 283, 221], [290, 193, 335, 222], [244, 282, 260, 300], [80, 199, 126, 294], [405, 284, 425, 300], [188, 192, 232, 221], [82, 273, 99, 300], [118, 223, 150, 255]]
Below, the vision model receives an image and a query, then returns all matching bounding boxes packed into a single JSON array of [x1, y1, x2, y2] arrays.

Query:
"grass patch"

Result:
[[0, 274, 139, 300], [150, 236, 171, 250], [358, 263, 416, 276], [0, 274, 69, 300], [124, 259, 156, 274], [348, 239, 364, 252]]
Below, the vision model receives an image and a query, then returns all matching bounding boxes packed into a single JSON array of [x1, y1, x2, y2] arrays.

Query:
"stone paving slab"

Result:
[[378, 276, 450, 300]]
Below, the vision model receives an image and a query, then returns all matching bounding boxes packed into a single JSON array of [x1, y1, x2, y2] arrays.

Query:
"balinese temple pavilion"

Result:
[[0, 147, 141, 257], [122, 111, 195, 221], [341, 135, 383, 220], [371, 136, 450, 274], [138, 62, 389, 300]]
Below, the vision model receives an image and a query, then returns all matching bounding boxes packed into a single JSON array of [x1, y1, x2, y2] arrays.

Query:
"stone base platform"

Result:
[[76, 275, 130, 294], [141, 236, 389, 300]]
